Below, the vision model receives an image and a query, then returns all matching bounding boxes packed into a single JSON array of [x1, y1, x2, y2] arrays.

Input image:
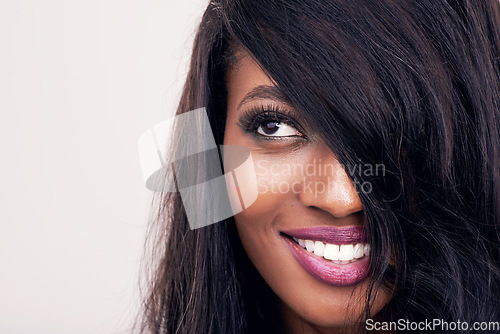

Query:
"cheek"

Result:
[[233, 156, 301, 276], [233, 156, 296, 244], [254, 158, 303, 195]]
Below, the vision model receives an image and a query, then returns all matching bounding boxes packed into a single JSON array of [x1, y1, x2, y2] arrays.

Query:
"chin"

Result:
[[234, 214, 392, 329]]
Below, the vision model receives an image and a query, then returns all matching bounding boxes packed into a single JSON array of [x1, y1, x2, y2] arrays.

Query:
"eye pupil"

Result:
[[262, 121, 280, 135]]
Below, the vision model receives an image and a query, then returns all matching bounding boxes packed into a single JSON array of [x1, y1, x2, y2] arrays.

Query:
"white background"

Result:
[[0, 0, 207, 332]]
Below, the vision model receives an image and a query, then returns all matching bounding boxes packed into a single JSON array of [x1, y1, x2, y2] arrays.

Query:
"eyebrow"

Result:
[[236, 85, 290, 111]]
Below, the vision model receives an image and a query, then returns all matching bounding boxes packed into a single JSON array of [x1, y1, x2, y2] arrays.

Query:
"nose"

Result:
[[298, 146, 363, 218]]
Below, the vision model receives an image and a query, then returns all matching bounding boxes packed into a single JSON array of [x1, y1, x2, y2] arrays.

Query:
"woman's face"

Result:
[[223, 52, 391, 332]]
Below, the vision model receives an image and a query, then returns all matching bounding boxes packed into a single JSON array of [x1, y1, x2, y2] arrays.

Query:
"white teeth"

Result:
[[364, 244, 370, 256], [305, 239, 315, 252], [353, 243, 364, 259], [295, 238, 370, 263], [338, 244, 354, 261], [324, 243, 340, 261], [313, 241, 325, 256]]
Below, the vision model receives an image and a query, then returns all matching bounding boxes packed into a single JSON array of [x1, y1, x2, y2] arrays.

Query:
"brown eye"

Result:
[[257, 121, 302, 137]]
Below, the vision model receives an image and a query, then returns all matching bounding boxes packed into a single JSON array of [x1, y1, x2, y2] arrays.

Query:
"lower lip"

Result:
[[282, 236, 370, 287]]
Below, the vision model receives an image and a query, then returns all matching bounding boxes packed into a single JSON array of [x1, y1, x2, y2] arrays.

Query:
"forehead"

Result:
[[225, 49, 276, 112], [224, 41, 249, 74]]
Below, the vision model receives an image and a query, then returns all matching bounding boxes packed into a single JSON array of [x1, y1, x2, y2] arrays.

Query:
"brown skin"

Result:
[[223, 52, 392, 334]]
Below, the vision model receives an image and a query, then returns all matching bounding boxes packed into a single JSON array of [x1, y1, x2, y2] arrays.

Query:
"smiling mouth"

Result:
[[280, 226, 371, 286], [285, 234, 370, 264]]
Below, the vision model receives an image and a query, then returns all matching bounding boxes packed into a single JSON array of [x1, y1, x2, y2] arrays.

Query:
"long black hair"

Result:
[[137, 0, 500, 333]]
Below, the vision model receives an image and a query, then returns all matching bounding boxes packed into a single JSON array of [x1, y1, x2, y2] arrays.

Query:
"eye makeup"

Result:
[[236, 103, 307, 140]]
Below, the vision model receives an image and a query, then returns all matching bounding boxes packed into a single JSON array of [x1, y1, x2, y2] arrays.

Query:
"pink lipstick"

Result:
[[282, 226, 367, 245], [281, 226, 370, 287]]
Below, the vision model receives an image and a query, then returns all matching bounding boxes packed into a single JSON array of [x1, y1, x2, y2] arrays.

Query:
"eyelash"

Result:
[[237, 105, 306, 139]]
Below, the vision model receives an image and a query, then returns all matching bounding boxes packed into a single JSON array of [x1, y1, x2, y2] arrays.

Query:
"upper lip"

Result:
[[281, 225, 367, 245]]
